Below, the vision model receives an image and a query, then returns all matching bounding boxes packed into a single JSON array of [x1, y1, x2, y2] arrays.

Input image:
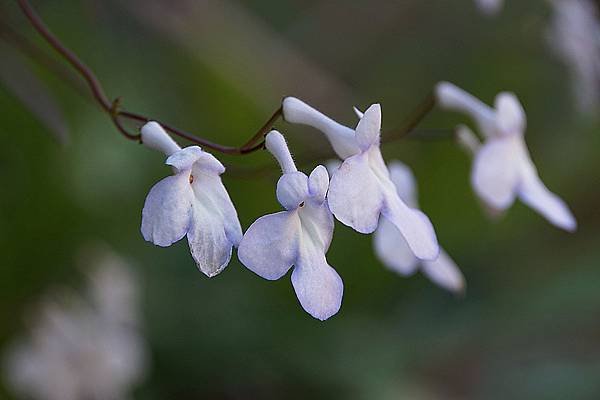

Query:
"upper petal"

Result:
[[307, 165, 330, 203], [291, 250, 343, 321], [421, 249, 466, 294], [141, 173, 193, 247], [354, 104, 381, 151], [141, 121, 181, 156], [328, 152, 384, 234], [192, 152, 226, 175], [517, 161, 577, 232], [282, 97, 360, 159], [435, 82, 497, 138], [238, 211, 300, 280], [373, 216, 419, 276], [276, 172, 310, 211], [166, 146, 204, 172], [265, 130, 297, 174], [471, 137, 520, 210], [494, 92, 526, 137]]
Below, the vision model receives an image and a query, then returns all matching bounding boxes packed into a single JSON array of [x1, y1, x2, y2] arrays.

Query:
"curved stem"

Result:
[[16, 0, 282, 153], [17, 0, 111, 111], [382, 92, 436, 140], [16, 0, 437, 157]]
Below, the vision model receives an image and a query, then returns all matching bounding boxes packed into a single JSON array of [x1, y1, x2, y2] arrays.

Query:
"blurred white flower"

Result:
[[238, 131, 343, 321], [547, 0, 600, 114], [282, 97, 439, 261], [374, 161, 466, 294], [475, 0, 504, 15], [327, 159, 465, 294], [436, 82, 577, 231], [87, 250, 140, 327], [3, 249, 147, 400], [140, 122, 242, 277]]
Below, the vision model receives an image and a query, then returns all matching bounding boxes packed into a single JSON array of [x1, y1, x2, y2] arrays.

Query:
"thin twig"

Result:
[[16, 0, 283, 152], [382, 92, 436, 141], [16, 0, 442, 158]]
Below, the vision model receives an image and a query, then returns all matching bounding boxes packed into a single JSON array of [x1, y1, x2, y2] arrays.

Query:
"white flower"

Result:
[[547, 0, 600, 114], [436, 82, 577, 231], [282, 97, 439, 261], [140, 122, 242, 277], [3, 253, 147, 400], [238, 131, 343, 321], [373, 161, 466, 294], [86, 248, 140, 326], [475, 0, 504, 15]]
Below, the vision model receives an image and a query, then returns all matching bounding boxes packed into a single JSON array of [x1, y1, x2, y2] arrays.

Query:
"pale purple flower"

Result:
[[140, 122, 242, 277], [436, 82, 577, 231], [547, 0, 600, 114], [373, 161, 466, 294], [238, 131, 342, 321], [282, 97, 440, 261]]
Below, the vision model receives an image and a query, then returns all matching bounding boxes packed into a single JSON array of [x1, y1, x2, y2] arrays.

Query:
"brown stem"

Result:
[[16, 0, 439, 158], [17, 0, 111, 111], [382, 92, 436, 141], [240, 106, 282, 150], [16, 0, 282, 153]]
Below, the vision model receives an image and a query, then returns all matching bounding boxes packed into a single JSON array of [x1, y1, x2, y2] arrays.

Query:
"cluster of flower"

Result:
[[140, 82, 576, 321], [3, 250, 147, 400]]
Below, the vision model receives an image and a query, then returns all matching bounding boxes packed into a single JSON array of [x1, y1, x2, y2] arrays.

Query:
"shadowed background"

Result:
[[1, 0, 599, 399]]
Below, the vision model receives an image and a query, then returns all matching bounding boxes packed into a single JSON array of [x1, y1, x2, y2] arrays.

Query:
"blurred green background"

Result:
[[1, 0, 599, 399]]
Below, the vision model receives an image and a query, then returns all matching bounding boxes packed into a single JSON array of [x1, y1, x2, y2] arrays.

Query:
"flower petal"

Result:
[[325, 159, 342, 176], [140, 121, 181, 156], [166, 146, 204, 172], [354, 104, 381, 151], [187, 174, 243, 277], [265, 131, 297, 174], [373, 217, 419, 276], [282, 97, 360, 159], [291, 251, 343, 321], [455, 124, 482, 155], [421, 250, 466, 294], [435, 82, 497, 138], [238, 211, 300, 280], [191, 173, 243, 246], [276, 172, 309, 211], [187, 209, 233, 278], [387, 160, 418, 208], [328, 152, 384, 233], [471, 138, 519, 210], [352, 106, 364, 119], [307, 165, 329, 203], [141, 173, 193, 247], [518, 166, 577, 232], [494, 92, 526, 137], [298, 200, 335, 253], [192, 152, 226, 175], [381, 192, 439, 261]]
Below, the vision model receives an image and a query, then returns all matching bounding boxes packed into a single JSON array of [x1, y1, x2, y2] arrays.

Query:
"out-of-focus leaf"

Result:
[[0, 43, 69, 144]]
